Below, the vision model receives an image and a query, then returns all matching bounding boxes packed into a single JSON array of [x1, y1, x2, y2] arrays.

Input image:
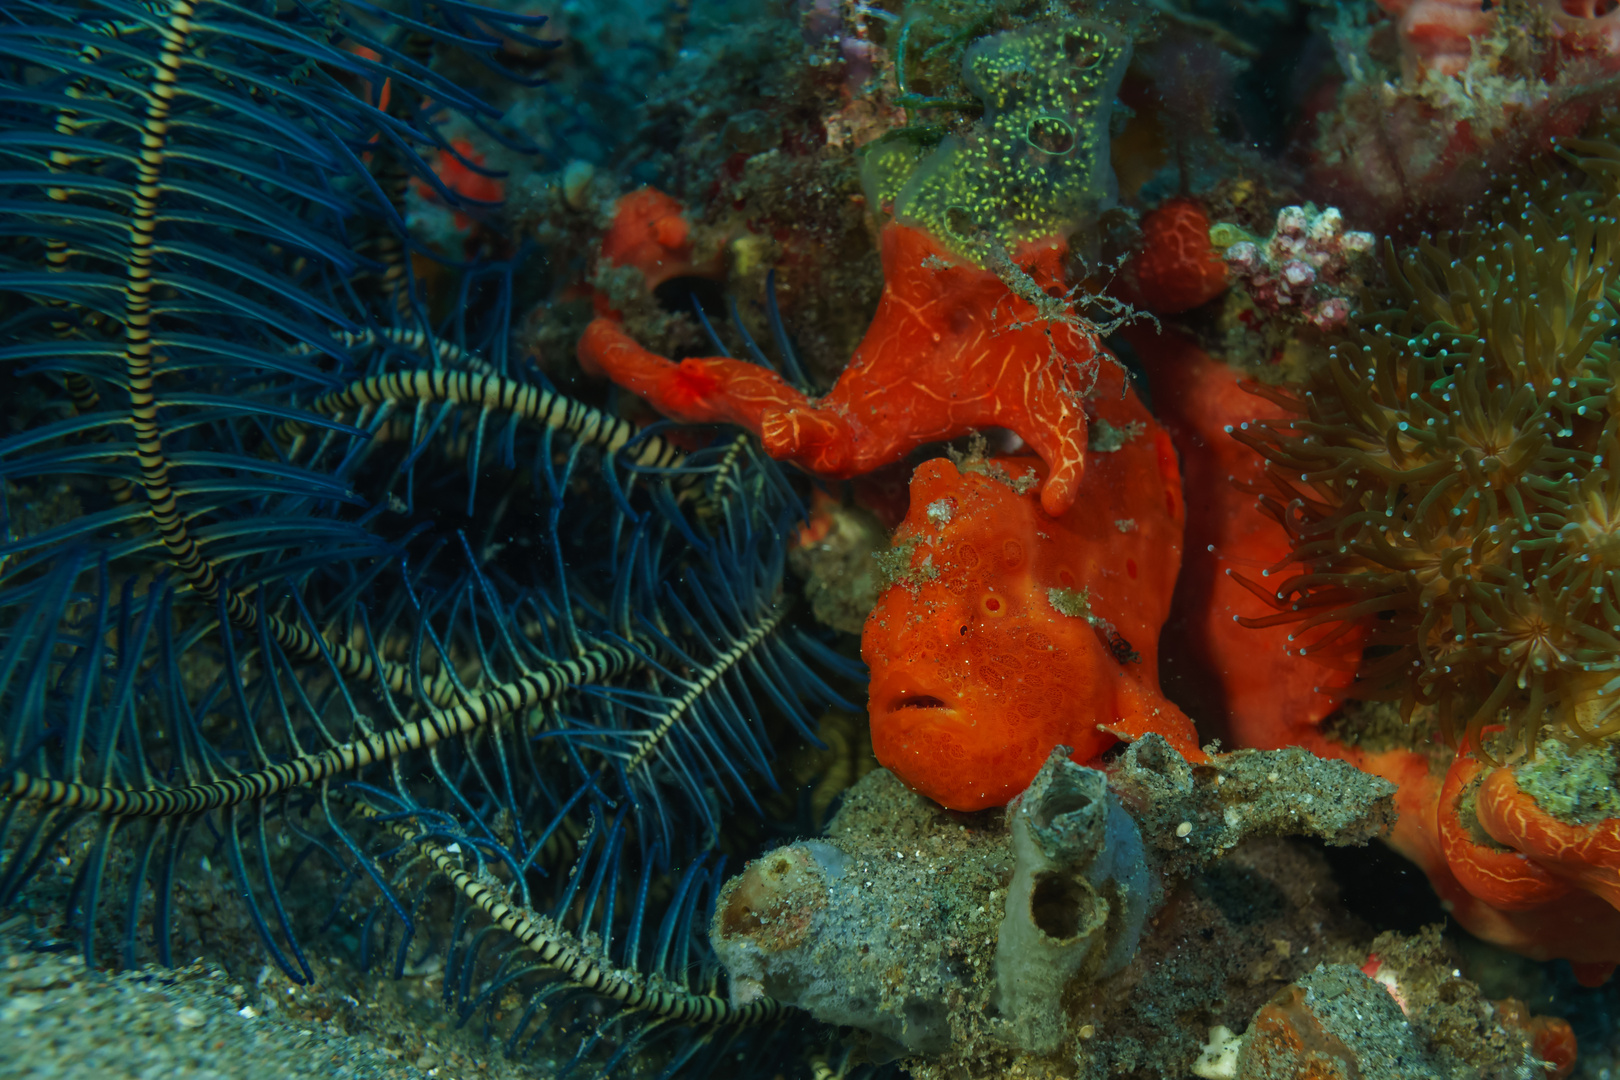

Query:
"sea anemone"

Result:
[[1237, 135, 1620, 755]]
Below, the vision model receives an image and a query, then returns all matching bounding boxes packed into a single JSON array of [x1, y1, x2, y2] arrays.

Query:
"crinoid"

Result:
[[0, 1, 862, 1074], [1236, 136, 1620, 757]]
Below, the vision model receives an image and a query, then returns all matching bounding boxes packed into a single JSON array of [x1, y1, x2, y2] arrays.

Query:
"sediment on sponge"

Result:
[[1237, 135, 1620, 755]]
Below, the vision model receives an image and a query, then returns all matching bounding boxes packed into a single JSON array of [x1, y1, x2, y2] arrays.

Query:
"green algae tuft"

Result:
[[1047, 585, 1094, 619], [1516, 738, 1620, 825]]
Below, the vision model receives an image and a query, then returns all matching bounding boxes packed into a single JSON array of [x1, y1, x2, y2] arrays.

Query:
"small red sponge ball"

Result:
[[1129, 197, 1229, 315]]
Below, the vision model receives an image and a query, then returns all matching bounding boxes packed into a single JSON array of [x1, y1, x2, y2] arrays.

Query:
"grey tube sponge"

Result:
[[993, 747, 1151, 1054], [706, 737, 1398, 1070], [709, 812, 999, 1058], [710, 842, 849, 1010]]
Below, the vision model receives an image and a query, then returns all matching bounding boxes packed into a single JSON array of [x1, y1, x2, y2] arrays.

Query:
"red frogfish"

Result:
[[863, 363, 1204, 810], [1127, 328, 1361, 750]]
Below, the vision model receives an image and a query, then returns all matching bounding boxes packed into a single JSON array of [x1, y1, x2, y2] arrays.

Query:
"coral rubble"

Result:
[[714, 737, 1401, 1075]]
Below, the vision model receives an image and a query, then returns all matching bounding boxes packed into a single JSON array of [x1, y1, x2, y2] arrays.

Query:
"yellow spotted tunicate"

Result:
[[861, 136, 930, 215], [868, 19, 1131, 264]]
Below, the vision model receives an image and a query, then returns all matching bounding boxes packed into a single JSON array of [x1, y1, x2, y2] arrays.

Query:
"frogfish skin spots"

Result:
[[862, 362, 1204, 811]]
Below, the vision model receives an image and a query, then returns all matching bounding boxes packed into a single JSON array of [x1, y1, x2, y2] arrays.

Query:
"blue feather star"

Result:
[[0, 2, 868, 1075]]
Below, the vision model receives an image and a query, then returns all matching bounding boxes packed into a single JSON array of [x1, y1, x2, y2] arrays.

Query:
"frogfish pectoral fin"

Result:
[[1096, 679, 1207, 764]]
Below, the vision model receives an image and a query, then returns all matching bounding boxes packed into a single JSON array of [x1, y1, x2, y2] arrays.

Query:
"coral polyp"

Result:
[[1240, 139, 1620, 753]]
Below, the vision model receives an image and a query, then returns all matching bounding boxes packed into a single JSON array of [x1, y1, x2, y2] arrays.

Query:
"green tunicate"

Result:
[[865, 19, 1131, 264], [1207, 221, 1256, 251]]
